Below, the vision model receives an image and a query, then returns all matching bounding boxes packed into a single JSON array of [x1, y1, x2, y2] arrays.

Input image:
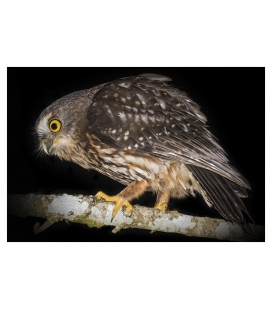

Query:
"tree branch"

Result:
[[7, 193, 264, 241]]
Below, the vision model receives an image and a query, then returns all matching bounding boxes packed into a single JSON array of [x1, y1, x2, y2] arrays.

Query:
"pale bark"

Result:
[[7, 193, 264, 241]]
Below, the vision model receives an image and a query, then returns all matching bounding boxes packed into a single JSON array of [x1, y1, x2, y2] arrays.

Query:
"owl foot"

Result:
[[96, 191, 133, 217], [154, 203, 168, 211]]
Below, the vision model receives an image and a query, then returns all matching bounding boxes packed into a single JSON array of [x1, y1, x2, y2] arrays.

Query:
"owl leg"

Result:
[[154, 191, 170, 211], [96, 180, 149, 217]]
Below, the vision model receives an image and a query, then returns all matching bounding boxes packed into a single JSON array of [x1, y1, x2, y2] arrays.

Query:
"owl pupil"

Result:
[[51, 123, 58, 130]]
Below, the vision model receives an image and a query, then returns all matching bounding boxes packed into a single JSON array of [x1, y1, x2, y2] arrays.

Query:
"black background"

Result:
[[7, 68, 265, 241]]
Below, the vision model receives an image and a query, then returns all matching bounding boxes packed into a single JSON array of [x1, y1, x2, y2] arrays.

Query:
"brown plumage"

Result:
[[35, 74, 253, 232]]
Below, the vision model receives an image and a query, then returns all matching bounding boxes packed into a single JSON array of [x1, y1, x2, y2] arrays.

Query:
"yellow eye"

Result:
[[49, 119, 62, 133]]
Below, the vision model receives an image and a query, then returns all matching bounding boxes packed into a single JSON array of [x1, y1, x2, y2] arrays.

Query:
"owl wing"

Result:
[[87, 74, 250, 190]]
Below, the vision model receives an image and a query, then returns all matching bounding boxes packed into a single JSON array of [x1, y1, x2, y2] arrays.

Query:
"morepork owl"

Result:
[[35, 74, 253, 232]]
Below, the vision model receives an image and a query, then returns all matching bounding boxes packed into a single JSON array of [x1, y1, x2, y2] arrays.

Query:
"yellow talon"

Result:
[[96, 191, 133, 217], [96, 191, 114, 201], [155, 203, 168, 211]]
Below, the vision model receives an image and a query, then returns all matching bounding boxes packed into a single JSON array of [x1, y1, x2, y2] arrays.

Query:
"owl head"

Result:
[[35, 107, 73, 158], [35, 91, 89, 158]]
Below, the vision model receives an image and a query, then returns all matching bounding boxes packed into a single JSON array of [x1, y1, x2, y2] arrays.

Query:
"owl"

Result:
[[35, 73, 253, 232]]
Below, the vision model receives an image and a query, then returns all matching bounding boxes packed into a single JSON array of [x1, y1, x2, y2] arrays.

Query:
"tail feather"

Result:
[[228, 181, 248, 198], [188, 165, 254, 233], [192, 166, 243, 222]]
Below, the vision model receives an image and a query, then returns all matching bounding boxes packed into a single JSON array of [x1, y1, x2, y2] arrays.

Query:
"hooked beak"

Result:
[[41, 138, 54, 155]]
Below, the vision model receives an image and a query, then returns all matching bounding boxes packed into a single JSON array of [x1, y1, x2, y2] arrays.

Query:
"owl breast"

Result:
[[88, 139, 197, 199]]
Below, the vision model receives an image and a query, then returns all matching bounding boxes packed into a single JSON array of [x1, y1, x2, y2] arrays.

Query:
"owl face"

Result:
[[35, 105, 76, 157]]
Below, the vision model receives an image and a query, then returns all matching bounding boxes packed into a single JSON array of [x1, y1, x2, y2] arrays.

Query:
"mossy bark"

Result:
[[7, 193, 264, 241]]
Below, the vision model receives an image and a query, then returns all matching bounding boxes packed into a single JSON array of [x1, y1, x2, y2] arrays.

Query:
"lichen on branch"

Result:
[[7, 193, 264, 241]]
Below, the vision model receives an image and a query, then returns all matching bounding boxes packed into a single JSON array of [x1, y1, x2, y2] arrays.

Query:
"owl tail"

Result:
[[188, 165, 254, 234]]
